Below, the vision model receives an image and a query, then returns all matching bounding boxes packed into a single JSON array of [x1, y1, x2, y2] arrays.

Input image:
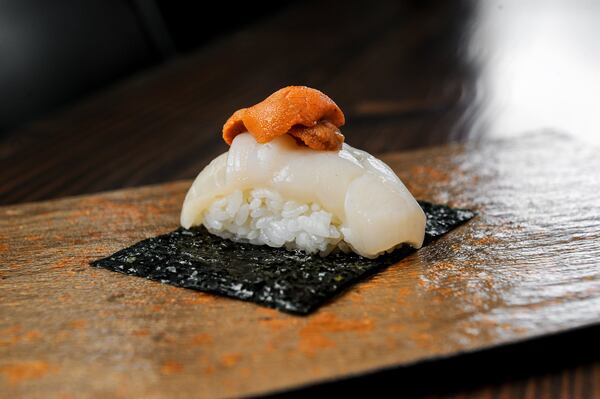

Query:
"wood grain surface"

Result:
[[1, 134, 599, 398], [2, 1, 600, 396]]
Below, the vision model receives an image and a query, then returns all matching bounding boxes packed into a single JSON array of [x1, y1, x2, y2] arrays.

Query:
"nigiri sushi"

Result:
[[181, 86, 426, 258]]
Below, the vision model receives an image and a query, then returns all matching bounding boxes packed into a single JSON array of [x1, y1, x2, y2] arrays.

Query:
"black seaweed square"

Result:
[[92, 201, 475, 314]]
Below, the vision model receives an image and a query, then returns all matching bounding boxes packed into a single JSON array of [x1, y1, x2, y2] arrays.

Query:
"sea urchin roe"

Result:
[[222, 86, 346, 151], [288, 120, 345, 151]]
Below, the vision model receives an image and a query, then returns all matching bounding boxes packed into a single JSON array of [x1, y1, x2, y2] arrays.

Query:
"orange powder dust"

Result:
[[67, 320, 87, 330], [298, 312, 374, 356], [222, 86, 345, 151], [160, 360, 184, 375], [0, 361, 55, 384], [190, 333, 213, 346], [220, 353, 242, 367]]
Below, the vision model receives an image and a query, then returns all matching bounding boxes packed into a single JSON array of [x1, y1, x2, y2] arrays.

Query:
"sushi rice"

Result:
[[202, 188, 349, 256]]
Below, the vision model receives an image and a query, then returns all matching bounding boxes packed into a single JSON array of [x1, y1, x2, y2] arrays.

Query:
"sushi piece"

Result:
[[181, 86, 426, 258], [92, 86, 476, 313]]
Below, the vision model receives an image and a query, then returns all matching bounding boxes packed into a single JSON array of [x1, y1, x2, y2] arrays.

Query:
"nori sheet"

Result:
[[91, 201, 475, 314]]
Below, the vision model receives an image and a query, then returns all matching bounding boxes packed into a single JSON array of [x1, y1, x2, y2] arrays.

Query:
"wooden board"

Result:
[[1, 133, 599, 398]]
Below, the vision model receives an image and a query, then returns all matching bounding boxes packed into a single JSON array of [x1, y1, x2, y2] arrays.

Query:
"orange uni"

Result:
[[222, 86, 345, 151]]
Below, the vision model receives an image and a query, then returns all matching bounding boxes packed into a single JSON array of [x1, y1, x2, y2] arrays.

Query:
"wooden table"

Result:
[[1, 1, 599, 397]]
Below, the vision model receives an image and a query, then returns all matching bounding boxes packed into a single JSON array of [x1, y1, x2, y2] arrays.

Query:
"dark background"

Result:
[[0, 1, 289, 133], [1, 1, 599, 397]]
